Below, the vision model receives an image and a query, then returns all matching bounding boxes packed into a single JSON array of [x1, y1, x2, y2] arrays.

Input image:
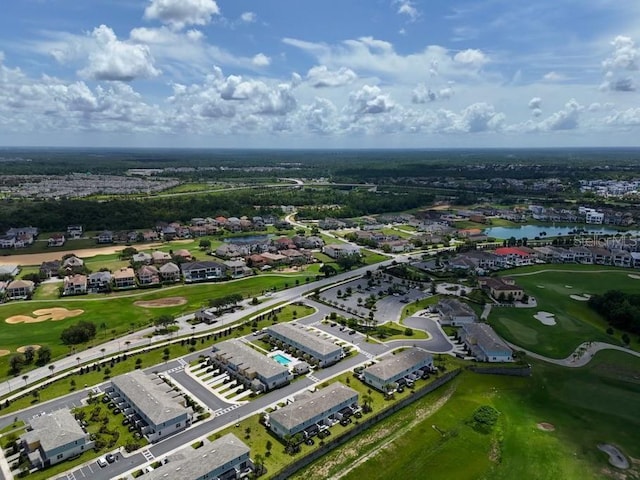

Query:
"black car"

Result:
[[122, 418, 130, 426], [101, 396, 110, 404], [348, 330, 356, 335], [305, 438, 315, 446], [105, 453, 116, 463], [330, 323, 336, 327], [113, 408, 121, 414], [128, 425, 137, 432], [107, 402, 116, 409], [340, 418, 352, 426]]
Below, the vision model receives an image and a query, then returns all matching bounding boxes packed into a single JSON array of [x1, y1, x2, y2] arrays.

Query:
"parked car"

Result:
[[113, 408, 121, 414], [122, 418, 130, 426], [305, 438, 315, 446], [105, 453, 115, 463], [97, 457, 108, 468], [348, 330, 356, 335]]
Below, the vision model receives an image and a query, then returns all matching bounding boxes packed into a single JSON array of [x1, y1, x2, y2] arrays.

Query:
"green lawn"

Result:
[[0, 274, 314, 380], [400, 294, 440, 320], [489, 266, 639, 358], [293, 349, 640, 480]]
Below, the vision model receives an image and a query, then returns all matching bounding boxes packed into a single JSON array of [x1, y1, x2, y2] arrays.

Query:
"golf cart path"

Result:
[[507, 340, 640, 367]]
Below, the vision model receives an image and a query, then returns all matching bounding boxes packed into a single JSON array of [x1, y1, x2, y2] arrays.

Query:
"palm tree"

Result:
[[48, 365, 55, 377], [124, 341, 131, 350], [100, 348, 106, 359], [76, 356, 81, 366], [253, 453, 265, 475], [22, 375, 28, 386]]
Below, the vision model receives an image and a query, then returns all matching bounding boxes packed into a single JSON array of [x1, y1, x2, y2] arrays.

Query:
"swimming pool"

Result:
[[273, 353, 292, 366]]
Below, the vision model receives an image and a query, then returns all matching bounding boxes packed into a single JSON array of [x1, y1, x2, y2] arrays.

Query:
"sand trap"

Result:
[[537, 422, 555, 432], [6, 308, 84, 324], [598, 444, 629, 469], [564, 285, 573, 289], [534, 311, 557, 326], [570, 294, 592, 301], [0, 350, 10, 357], [16, 345, 41, 353], [628, 274, 640, 280], [537, 285, 545, 288], [134, 297, 187, 308]]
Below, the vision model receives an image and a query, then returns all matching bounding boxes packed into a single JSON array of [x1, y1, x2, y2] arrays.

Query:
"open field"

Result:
[[294, 350, 640, 480], [0, 275, 311, 380], [489, 266, 639, 358]]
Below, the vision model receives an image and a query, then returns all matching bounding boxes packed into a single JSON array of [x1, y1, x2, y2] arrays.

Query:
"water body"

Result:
[[484, 225, 640, 239], [224, 234, 272, 244]]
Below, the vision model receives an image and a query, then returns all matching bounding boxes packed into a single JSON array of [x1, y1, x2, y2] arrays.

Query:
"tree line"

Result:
[[588, 290, 640, 336]]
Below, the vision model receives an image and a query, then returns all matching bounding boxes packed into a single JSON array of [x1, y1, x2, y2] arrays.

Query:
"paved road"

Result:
[[401, 316, 455, 353]]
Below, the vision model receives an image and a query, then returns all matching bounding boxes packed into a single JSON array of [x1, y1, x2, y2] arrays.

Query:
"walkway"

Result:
[[507, 340, 640, 367]]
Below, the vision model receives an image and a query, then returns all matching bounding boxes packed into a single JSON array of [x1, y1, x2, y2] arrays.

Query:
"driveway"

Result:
[[399, 315, 454, 353]]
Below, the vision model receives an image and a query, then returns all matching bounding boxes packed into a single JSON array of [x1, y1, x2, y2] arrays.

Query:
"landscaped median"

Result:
[[206, 355, 462, 479]]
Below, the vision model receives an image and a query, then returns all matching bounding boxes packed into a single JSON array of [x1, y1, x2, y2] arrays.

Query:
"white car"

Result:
[[97, 457, 108, 468]]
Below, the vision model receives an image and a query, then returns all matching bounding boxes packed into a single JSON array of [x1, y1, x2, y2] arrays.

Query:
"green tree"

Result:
[[199, 239, 212, 250]]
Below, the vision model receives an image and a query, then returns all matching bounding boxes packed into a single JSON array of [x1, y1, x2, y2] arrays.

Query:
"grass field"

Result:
[[293, 349, 640, 480], [0, 274, 313, 380], [489, 266, 639, 358]]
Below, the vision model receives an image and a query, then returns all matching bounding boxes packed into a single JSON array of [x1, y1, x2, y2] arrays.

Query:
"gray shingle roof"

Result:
[[213, 340, 290, 380], [145, 434, 249, 480], [267, 323, 342, 357], [22, 410, 86, 454], [270, 382, 358, 431], [111, 371, 188, 426], [363, 348, 432, 382]]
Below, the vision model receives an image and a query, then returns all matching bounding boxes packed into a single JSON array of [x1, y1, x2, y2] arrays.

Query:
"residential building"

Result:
[[260, 252, 287, 265], [460, 323, 513, 362], [210, 340, 293, 392], [97, 231, 113, 244], [224, 260, 252, 278], [612, 249, 633, 268], [362, 348, 433, 392], [6, 279, 34, 300], [151, 251, 172, 264], [6, 226, 38, 238], [66, 225, 83, 239], [88, 271, 112, 292], [47, 234, 65, 247], [0, 264, 21, 277], [268, 382, 359, 439], [436, 298, 477, 326], [588, 247, 613, 265], [159, 262, 181, 283], [266, 323, 343, 367], [181, 261, 226, 283], [62, 255, 84, 271], [478, 277, 525, 301], [109, 371, 192, 443], [631, 252, 640, 268], [494, 247, 533, 266], [570, 246, 594, 264], [39, 261, 61, 279], [112, 267, 136, 289], [137, 265, 160, 285], [145, 434, 252, 480], [63, 274, 87, 296], [173, 249, 193, 262], [21, 410, 93, 470], [0, 236, 15, 248], [131, 252, 152, 264], [323, 244, 361, 259]]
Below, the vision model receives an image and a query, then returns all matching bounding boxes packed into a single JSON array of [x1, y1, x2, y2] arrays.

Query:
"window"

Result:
[[176, 423, 181, 428], [57, 454, 64, 459]]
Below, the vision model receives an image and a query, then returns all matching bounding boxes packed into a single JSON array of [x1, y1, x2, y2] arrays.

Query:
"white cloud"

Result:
[[79, 25, 161, 81], [297, 97, 338, 134], [144, 0, 220, 30], [252, 53, 271, 67], [306, 65, 357, 88], [348, 85, 394, 115], [536, 99, 581, 131], [605, 107, 640, 126], [600, 35, 639, 92], [240, 12, 256, 23], [528, 97, 542, 109], [542, 71, 566, 82], [412, 84, 454, 103], [453, 49, 488, 69], [395, 1, 419, 21]]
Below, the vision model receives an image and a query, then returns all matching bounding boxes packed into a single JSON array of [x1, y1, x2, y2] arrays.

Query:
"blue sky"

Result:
[[1, 0, 640, 148]]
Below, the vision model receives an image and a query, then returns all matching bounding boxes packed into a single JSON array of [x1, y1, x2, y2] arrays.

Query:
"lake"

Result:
[[483, 225, 640, 239], [224, 234, 272, 244]]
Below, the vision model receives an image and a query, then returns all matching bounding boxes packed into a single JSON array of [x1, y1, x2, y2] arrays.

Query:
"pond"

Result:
[[483, 224, 640, 239], [223, 234, 272, 244]]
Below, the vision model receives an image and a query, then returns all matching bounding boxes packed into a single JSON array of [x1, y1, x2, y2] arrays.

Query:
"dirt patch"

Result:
[[6, 308, 84, 324], [537, 422, 555, 431], [16, 345, 41, 353], [0, 350, 10, 357], [134, 297, 188, 308]]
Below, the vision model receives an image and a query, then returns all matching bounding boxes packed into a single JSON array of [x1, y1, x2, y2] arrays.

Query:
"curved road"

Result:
[[508, 340, 640, 367]]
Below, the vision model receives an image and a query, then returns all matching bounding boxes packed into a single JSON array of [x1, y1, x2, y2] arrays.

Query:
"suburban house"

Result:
[[137, 265, 160, 286], [361, 348, 433, 392], [266, 323, 343, 367], [493, 247, 534, 267], [260, 252, 287, 266], [144, 434, 252, 480], [151, 251, 172, 264], [97, 231, 113, 244], [459, 323, 514, 362], [588, 247, 612, 265], [268, 382, 359, 439], [181, 261, 226, 283], [173, 249, 193, 262], [63, 274, 87, 296], [215, 243, 249, 260], [62, 256, 84, 272], [612, 249, 633, 268], [20, 410, 93, 470], [570, 246, 594, 264], [478, 277, 525, 301], [436, 298, 478, 326], [66, 225, 83, 239], [210, 340, 293, 392], [223, 260, 253, 278], [632, 252, 640, 268], [131, 252, 152, 265], [6, 279, 35, 300], [108, 371, 192, 443], [87, 271, 112, 292], [39, 261, 61, 279], [47, 234, 65, 247], [158, 262, 181, 283], [0, 264, 20, 277], [323, 244, 361, 259], [0, 236, 16, 249], [112, 267, 136, 289]]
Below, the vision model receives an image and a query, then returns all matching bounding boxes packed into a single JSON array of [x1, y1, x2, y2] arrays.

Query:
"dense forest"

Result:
[[0, 187, 433, 231], [588, 290, 640, 335]]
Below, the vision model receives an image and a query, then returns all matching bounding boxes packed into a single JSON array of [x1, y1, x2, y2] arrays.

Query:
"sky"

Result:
[[1, 0, 640, 149]]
